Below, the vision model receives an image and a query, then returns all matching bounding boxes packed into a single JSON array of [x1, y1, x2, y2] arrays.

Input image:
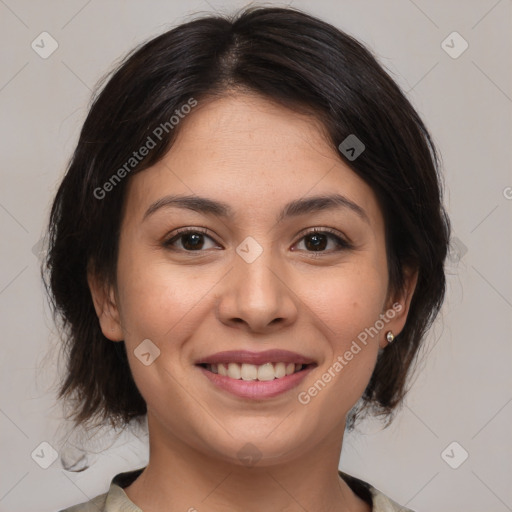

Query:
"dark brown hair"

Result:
[[44, 6, 450, 432]]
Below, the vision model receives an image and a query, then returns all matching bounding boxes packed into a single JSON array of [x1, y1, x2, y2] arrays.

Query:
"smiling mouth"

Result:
[[197, 362, 315, 381]]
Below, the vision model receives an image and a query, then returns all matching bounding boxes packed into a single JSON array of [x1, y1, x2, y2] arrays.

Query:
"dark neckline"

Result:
[[112, 466, 373, 508]]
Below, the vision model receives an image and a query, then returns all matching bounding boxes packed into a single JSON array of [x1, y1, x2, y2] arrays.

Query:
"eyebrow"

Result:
[[143, 193, 369, 224]]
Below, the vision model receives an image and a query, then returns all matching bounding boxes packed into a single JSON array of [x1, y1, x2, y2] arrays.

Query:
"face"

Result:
[[90, 93, 415, 466]]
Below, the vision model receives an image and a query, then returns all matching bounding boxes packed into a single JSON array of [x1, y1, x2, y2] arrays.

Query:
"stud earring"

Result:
[[386, 331, 395, 343]]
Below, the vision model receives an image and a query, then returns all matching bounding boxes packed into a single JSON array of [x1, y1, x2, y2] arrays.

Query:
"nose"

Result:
[[215, 248, 299, 334]]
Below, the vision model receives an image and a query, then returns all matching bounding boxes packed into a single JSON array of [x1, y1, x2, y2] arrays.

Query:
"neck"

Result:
[[124, 412, 370, 512]]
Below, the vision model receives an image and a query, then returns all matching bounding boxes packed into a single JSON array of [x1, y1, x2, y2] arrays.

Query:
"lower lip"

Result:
[[197, 365, 314, 399]]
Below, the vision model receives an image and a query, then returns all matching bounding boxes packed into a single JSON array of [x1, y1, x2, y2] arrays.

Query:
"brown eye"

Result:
[[304, 232, 328, 251], [294, 229, 352, 253], [163, 228, 218, 251]]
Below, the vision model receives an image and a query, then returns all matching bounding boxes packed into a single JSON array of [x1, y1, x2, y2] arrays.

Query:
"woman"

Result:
[[46, 6, 450, 511]]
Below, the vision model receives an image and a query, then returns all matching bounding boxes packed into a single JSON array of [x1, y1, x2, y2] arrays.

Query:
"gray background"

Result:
[[1, 1, 511, 511]]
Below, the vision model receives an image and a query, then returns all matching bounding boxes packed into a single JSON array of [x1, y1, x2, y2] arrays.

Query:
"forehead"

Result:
[[123, 93, 383, 229]]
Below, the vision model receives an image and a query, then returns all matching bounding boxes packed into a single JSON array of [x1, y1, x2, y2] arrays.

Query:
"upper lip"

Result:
[[196, 350, 316, 366]]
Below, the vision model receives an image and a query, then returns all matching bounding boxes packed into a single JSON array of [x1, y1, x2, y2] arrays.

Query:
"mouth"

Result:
[[197, 361, 315, 381], [195, 350, 317, 399]]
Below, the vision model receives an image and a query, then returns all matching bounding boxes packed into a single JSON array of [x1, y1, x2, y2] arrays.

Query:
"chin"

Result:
[[194, 421, 316, 468]]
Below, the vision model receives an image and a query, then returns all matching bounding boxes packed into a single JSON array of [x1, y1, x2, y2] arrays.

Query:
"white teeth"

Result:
[[274, 362, 286, 378], [241, 363, 258, 381], [206, 362, 306, 381], [227, 362, 241, 379], [257, 363, 275, 381]]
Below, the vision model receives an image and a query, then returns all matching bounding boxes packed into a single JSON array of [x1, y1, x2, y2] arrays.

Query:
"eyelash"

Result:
[[162, 227, 353, 254]]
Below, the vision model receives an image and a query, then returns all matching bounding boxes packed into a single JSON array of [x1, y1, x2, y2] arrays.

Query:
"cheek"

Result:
[[116, 251, 213, 342], [306, 264, 388, 346], [114, 250, 229, 402], [114, 254, 213, 405], [297, 265, 387, 407]]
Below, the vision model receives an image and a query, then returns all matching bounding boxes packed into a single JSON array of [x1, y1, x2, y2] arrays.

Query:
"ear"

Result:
[[379, 267, 419, 349], [87, 270, 124, 342]]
